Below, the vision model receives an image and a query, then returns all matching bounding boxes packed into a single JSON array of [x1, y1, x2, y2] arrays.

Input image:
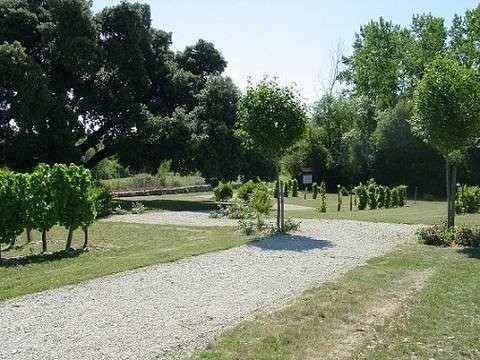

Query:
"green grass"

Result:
[[113, 192, 219, 212], [115, 192, 480, 226], [196, 245, 480, 359], [0, 222, 252, 301], [102, 172, 204, 191], [283, 194, 480, 225]]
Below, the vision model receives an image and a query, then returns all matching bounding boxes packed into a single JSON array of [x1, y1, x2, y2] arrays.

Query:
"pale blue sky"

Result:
[[92, 0, 478, 103]]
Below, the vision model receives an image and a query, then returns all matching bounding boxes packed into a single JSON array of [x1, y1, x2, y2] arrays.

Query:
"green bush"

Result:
[[385, 187, 392, 208], [319, 181, 327, 213], [91, 183, 113, 218], [456, 185, 480, 214], [51, 164, 96, 250], [237, 180, 257, 201], [377, 186, 386, 208], [0, 170, 26, 255], [397, 185, 408, 207], [213, 182, 233, 201], [355, 183, 368, 210], [249, 183, 273, 215], [312, 182, 318, 199], [391, 188, 399, 207], [416, 224, 480, 247], [29, 165, 58, 252], [292, 179, 298, 197], [284, 180, 291, 197], [367, 183, 378, 210]]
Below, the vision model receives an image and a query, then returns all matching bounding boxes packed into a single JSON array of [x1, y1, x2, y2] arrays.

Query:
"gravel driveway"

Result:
[[1, 220, 418, 360]]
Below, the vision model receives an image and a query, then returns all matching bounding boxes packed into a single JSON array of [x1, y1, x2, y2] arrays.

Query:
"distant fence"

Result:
[[113, 184, 212, 198]]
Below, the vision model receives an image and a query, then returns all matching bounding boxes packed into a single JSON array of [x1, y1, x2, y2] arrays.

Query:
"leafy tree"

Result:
[[373, 101, 444, 194], [238, 80, 307, 232], [0, 1, 227, 173], [412, 55, 480, 227], [342, 17, 412, 109], [29, 164, 57, 252], [449, 5, 480, 68]]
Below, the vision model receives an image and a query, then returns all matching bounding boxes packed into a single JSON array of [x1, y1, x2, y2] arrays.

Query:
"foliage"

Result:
[[397, 185, 408, 207], [284, 218, 301, 232], [377, 186, 386, 208], [29, 165, 57, 235], [224, 198, 251, 219], [337, 186, 342, 212], [249, 183, 273, 216], [312, 182, 318, 199], [292, 179, 299, 197], [238, 79, 307, 161], [237, 180, 257, 201], [391, 187, 400, 207], [412, 55, 480, 158], [385, 186, 392, 208], [456, 185, 480, 214], [318, 181, 327, 213], [90, 183, 113, 218], [50, 164, 96, 249], [355, 183, 368, 210], [0, 170, 25, 249], [367, 182, 378, 210], [131, 202, 146, 215], [284, 180, 291, 197], [213, 182, 233, 201], [416, 223, 480, 247]]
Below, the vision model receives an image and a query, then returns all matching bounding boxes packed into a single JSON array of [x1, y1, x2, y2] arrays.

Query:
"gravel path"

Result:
[[1, 220, 418, 360]]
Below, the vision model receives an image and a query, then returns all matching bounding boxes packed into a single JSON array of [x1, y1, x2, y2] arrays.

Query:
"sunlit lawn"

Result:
[[196, 245, 480, 360], [0, 222, 251, 301]]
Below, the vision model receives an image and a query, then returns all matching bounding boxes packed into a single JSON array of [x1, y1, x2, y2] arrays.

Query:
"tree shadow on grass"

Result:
[[250, 235, 334, 252], [113, 199, 218, 212], [0, 248, 87, 268], [456, 247, 480, 260]]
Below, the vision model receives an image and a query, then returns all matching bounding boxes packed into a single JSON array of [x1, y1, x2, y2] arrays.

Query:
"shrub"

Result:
[[51, 164, 96, 250], [391, 188, 399, 207], [249, 183, 273, 215], [112, 205, 128, 215], [312, 182, 318, 199], [91, 183, 113, 218], [224, 198, 251, 219], [397, 185, 408, 207], [355, 183, 368, 210], [131, 202, 146, 214], [284, 179, 291, 197], [292, 179, 298, 197], [274, 180, 279, 198], [213, 182, 233, 201], [284, 218, 301, 232], [416, 225, 445, 246], [318, 181, 327, 213], [337, 186, 342, 212], [456, 185, 480, 214], [367, 183, 378, 210], [0, 170, 25, 257], [237, 180, 257, 201], [385, 187, 392, 208], [377, 186, 386, 208]]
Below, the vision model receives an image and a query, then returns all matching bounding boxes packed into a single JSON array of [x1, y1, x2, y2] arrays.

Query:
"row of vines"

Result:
[[0, 164, 111, 258], [354, 182, 408, 210]]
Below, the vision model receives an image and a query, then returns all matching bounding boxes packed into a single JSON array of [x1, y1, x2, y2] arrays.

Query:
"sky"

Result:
[[92, 0, 478, 104]]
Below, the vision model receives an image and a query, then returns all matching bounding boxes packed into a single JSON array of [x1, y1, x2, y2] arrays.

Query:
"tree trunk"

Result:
[[42, 230, 47, 253], [65, 228, 74, 250], [446, 159, 456, 228], [280, 180, 285, 233], [83, 226, 89, 249], [26, 228, 33, 243]]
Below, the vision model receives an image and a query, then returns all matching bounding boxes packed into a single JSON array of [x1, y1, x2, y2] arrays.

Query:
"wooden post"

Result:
[[349, 185, 353, 212]]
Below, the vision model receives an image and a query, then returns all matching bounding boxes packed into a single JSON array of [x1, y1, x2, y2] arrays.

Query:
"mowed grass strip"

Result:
[[0, 222, 251, 301], [113, 192, 480, 225], [195, 245, 480, 360]]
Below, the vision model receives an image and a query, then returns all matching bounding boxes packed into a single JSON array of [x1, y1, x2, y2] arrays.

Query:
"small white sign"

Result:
[[303, 174, 312, 185]]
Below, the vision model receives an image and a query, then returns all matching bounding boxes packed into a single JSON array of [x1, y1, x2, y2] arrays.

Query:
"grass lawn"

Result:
[[0, 222, 251, 301], [102, 172, 204, 191], [113, 192, 480, 226], [196, 244, 480, 359]]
